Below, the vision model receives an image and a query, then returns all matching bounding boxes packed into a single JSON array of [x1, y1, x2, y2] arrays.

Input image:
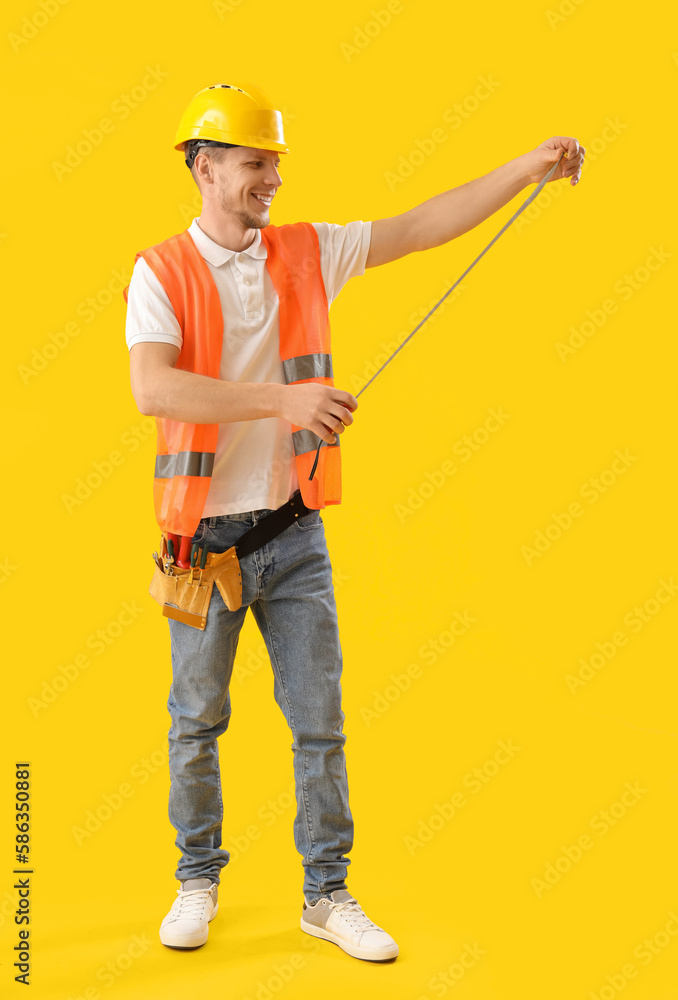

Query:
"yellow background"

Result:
[[2, 0, 677, 997]]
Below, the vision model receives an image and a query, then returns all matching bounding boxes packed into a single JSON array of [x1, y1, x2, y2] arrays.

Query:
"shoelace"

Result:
[[167, 886, 214, 922], [328, 898, 380, 932]]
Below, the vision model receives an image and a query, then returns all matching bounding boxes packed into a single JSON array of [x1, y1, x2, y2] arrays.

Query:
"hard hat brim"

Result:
[[175, 129, 289, 154]]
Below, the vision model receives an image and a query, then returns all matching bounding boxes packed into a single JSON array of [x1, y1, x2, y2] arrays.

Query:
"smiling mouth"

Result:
[[251, 193, 273, 207]]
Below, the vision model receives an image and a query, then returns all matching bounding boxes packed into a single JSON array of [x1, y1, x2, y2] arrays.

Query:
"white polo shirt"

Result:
[[125, 217, 372, 515]]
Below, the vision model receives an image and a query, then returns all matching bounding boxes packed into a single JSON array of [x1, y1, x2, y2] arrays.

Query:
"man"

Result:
[[124, 81, 584, 962]]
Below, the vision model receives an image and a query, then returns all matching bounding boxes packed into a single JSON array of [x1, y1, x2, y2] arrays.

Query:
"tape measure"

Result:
[[308, 151, 567, 481]]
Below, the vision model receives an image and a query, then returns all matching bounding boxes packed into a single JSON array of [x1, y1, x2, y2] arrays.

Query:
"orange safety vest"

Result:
[[123, 222, 341, 536]]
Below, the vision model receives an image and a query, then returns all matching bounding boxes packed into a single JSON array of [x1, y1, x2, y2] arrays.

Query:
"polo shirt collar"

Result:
[[188, 217, 268, 266]]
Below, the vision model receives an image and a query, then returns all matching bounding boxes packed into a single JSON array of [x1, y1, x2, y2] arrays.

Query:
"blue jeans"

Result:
[[166, 505, 353, 902]]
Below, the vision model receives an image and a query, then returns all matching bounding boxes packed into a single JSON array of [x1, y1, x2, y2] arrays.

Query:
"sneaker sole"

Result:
[[159, 903, 219, 949], [300, 916, 399, 961]]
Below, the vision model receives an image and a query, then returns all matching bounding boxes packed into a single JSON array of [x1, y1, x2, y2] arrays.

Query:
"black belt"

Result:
[[230, 489, 314, 560]]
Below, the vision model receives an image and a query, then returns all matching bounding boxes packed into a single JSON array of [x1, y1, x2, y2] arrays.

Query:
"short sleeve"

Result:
[[311, 221, 372, 306], [124, 256, 183, 352]]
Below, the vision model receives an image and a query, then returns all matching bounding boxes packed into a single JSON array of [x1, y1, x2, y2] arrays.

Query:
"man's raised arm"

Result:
[[365, 136, 585, 268]]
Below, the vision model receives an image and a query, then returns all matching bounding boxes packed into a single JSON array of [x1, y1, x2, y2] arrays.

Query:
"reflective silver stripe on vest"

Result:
[[293, 429, 340, 457], [155, 451, 215, 478], [283, 353, 333, 384]]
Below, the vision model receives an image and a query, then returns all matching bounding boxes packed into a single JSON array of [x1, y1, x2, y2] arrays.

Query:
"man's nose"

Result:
[[265, 164, 282, 190]]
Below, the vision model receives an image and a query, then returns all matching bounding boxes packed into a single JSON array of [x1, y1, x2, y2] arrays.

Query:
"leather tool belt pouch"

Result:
[[148, 489, 312, 631], [149, 543, 242, 631]]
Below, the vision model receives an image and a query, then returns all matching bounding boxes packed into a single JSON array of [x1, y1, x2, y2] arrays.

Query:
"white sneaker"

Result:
[[300, 889, 399, 961], [159, 878, 219, 948]]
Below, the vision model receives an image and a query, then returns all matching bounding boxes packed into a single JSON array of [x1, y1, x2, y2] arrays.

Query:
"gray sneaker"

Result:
[[300, 889, 398, 961], [159, 878, 219, 948]]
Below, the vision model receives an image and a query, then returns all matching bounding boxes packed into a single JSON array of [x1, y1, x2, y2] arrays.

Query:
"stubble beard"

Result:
[[219, 185, 268, 230]]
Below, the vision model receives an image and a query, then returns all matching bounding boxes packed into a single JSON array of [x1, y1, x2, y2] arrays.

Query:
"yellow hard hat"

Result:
[[175, 82, 289, 168]]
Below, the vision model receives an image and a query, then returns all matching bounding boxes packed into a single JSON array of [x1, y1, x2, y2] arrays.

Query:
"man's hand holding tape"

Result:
[[278, 383, 358, 447], [522, 135, 586, 186]]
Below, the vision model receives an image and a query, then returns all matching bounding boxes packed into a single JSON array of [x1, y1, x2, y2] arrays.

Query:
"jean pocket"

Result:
[[206, 518, 255, 554], [294, 509, 323, 531], [191, 520, 208, 544]]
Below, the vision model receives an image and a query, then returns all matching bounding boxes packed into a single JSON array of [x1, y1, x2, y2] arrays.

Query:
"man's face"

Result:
[[204, 145, 283, 229]]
